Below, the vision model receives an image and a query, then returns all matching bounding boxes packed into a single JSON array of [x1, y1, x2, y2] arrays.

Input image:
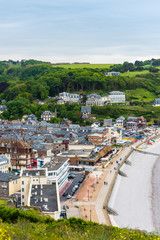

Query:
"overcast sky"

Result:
[[0, 0, 160, 63]]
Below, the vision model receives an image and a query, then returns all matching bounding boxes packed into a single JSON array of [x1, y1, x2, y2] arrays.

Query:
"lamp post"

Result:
[[96, 174, 98, 184]]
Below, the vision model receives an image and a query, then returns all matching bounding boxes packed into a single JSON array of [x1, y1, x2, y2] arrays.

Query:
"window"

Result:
[[22, 195, 24, 199], [22, 188, 24, 192], [22, 181, 24, 185]]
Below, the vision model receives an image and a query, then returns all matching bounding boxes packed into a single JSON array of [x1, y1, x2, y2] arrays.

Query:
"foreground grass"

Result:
[[0, 218, 160, 240], [0, 206, 159, 239]]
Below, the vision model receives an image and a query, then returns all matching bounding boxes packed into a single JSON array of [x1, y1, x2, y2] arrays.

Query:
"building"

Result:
[[58, 145, 112, 166], [0, 154, 9, 173], [103, 119, 113, 127], [81, 106, 91, 120], [58, 92, 82, 104], [0, 105, 7, 114], [86, 94, 107, 106], [152, 98, 160, 106], [0, 139, 34, 170], [43, 157, 70, 190], [107, 91, 125, 104], [0, 172, 21, 197], [105, 71, 120, 76], [21, 169, 61, 219], [41, 111, 57, 122]]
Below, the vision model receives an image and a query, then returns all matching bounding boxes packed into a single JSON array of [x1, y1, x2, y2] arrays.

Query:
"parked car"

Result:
[[62, 192, 67, 197], [67, 194, 72, 199]]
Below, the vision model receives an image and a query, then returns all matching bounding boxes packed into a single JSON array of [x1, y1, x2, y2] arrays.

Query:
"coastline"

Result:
[[108, 139, 160, 233]]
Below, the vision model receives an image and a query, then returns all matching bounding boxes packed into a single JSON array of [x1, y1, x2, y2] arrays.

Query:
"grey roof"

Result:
[[0, 154, 9, 165], [0, 173, 20, 182], [30, 184, 58, 213], [108, 91, 125, 95], [22, 169, 46, 177], [104, 119, 112, 122], [81, 106, 91, 113], [43, 157, 68, 171], [153, 98, 160, 104]]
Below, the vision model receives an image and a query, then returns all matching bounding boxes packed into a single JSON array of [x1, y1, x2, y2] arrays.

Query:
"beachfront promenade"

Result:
[[65, 132, 160, 225]]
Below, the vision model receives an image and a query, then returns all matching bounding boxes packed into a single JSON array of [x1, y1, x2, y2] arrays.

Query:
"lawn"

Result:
[[52, 63, 113, 69], [125, 88, 156, 102]]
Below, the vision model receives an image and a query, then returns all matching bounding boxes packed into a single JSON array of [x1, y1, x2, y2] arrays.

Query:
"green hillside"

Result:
[[0, 206, 159, 240]]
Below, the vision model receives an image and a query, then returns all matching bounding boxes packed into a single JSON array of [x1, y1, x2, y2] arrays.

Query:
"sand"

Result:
[[108, 141, 160, 233]]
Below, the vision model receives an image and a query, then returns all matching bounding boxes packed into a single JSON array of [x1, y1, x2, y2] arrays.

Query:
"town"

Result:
[[0, 101, 156, 221]]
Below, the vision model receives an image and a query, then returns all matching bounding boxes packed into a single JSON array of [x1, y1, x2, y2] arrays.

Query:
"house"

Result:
[[41, 111, 56, 122], [152, 98, 160, 106], [86, 94, 107, 106], [0, 154, 9, 173], [81, 106, 91, 120], [0, 172, 21, 197], [0, 105, 7, 114], [105, 71, 120, 76], [57, 92, 82, 104], [107, 91, 125, 104], [103, 119, 112, 127], [0, 138, 34, 170]]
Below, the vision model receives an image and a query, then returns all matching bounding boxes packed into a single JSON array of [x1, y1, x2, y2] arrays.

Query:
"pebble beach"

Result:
[[108, 139, 160, 233]]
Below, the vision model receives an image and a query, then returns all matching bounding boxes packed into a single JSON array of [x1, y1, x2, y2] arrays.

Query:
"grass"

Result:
[[52, 63, 113, 69], [121, 70, 150, 77], [0, 217, 160, 240], [0, 200, 7, 205], [0, 206, 159, 239], [125, 88, 156, 102]]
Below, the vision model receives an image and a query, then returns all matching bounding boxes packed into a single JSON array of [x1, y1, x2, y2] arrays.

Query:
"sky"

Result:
[[0, 0, 160, 63]]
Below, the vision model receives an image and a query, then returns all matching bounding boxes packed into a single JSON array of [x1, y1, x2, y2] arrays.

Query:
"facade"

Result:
[[0, 154, 9, 173], [58, 92, 81, 104], [0, 139, 34, 170], [41, 111, 56, 121], [58, 145, 112, 166], [105, 72, 120, 76], [0, 105, 7, 114], [0, 172, 21, 197], [20, 169, 61, 219], [152, 98, 160, 106], [43, 157, 69, 190], [103, 119, 113, 127], [81, 106, 92, 120], [86, 94, 107, 106], [107, 91, 125, 103]]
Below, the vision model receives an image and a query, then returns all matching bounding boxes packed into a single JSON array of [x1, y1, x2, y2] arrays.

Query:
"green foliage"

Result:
[[0, 207, 159, 239]]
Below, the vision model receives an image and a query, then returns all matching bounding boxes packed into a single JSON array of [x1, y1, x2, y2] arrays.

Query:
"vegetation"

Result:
[[1, 58, 160, 123], [0, 206, 159, 239]]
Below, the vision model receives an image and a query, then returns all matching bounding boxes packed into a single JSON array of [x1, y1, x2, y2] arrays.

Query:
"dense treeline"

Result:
[[0, 61, 160, 102], [0, 59, 160, 122]]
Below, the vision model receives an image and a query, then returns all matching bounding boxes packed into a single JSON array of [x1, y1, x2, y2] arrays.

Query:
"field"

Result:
[[121, 70, 150, 77], [125, 88, 156, 102], [52, 63, 113, 69]]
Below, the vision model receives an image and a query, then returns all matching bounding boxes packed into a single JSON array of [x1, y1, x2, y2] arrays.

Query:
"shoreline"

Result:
[[108, 137, 160, 232]]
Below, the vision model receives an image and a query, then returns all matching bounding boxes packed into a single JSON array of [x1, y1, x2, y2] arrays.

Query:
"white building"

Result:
[[20, 168, 61, 220], [107, 91, 125, 104], [41, 111, 56, 121], [58, 92, 81, 104], [86, 94, 108, 106], [0, 154, 9, 173], [43, 157, 70, 190]]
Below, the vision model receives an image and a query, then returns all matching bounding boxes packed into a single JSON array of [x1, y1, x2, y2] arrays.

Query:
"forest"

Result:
[[0, 58, 160, 123]]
